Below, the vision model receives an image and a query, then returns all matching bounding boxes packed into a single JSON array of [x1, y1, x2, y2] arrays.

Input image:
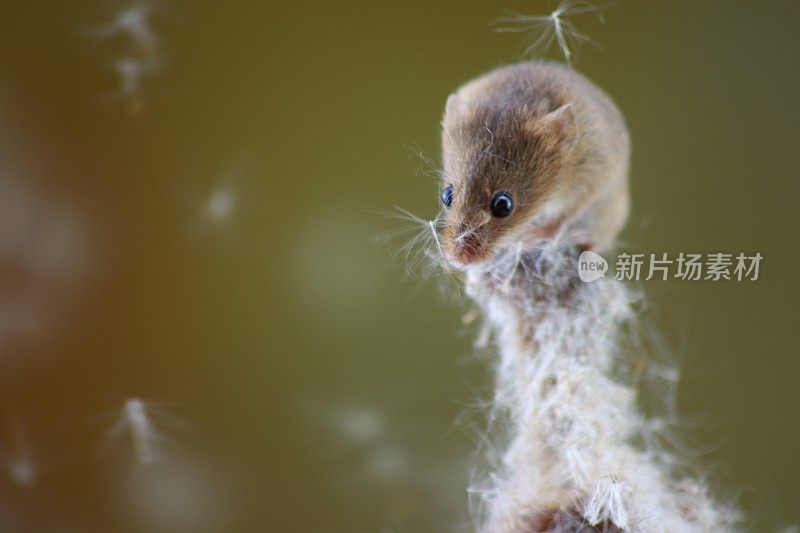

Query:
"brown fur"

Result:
[[440, 61, 630, 266]]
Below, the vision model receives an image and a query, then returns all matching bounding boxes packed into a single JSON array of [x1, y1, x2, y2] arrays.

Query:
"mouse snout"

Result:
[[443, 226, 487, 266], [456, 233, 485, 264]]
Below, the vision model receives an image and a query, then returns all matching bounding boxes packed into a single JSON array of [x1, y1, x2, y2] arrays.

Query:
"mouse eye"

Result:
[[441, 185, 453, 208], [490, 192, 513, 218]]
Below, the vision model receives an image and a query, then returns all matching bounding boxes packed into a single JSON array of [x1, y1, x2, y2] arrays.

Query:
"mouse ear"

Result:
[[526, 103, 578, 150]]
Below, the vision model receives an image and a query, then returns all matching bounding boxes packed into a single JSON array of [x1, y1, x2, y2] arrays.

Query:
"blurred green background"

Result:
[[0, 1, 797, 531]]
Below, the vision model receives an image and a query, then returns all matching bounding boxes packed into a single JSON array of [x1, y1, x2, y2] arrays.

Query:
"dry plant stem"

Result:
[[467, 247, 736, 532]]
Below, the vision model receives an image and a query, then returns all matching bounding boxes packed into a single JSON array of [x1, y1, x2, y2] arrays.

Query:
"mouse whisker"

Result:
[[372, 205, 453, 279]]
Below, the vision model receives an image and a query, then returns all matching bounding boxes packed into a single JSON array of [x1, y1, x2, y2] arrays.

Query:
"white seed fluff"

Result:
[[463, 247, 739, 532]]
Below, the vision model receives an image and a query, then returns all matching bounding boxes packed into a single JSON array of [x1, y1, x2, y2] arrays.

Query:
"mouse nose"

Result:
[[452, 232, 485, 265]]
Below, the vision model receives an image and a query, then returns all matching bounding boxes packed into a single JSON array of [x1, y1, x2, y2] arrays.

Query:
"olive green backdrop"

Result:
[[0, 1, 797, 531]]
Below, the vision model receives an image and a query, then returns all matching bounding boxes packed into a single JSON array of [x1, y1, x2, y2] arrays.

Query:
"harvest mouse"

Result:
[[439, 61, 629, 268]]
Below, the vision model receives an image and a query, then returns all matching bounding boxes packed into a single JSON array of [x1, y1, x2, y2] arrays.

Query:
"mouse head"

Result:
[[438, 93, 579, 268]]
